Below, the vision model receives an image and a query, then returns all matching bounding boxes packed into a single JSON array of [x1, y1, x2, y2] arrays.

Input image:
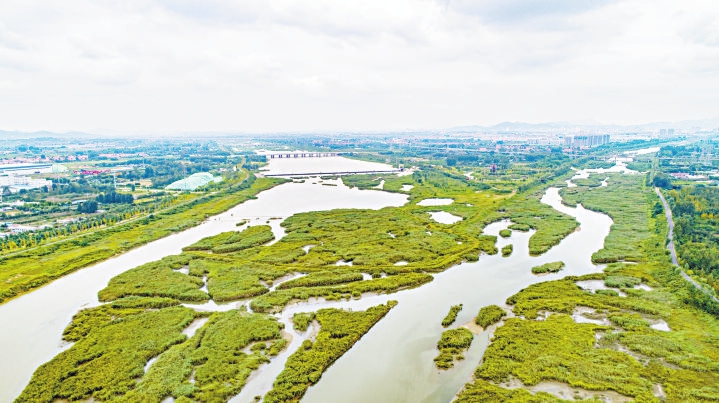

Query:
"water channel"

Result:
[[1, 155, 623, 402], [0, 158, 405, 402]]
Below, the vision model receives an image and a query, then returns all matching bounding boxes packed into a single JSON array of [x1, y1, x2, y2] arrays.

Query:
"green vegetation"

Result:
[[18, 304, 287, 403], [122, 310, 285, 403], [434, 328, 474, 369], [251, 273, 431, 313], [498, 229, 511, 238], [277, 270, 363, 289], [666, 185, 719, 294], [531, 261, 565, 274], [475, 305, 507, 328], [263, 302, 396, 403], [456, 379, 571, 402], [183, 225, 274, 253], [441, 304, 463, 327], [0, 174, 283, 305], [561, 174, 651, 263], [98, 254, 208, 302], [488, 194, 579, 256], [604, 275, 641, 288], [292, 312, 316, 332], [501, 244, 513, 257], [16, 305, 198, 402], [508, 223, 530, 232], [457, 164, 719, 402]]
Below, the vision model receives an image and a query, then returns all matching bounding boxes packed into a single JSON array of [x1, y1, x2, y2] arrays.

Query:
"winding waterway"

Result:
[[0, 158, 404, 402], [1, 155, 621, 402]]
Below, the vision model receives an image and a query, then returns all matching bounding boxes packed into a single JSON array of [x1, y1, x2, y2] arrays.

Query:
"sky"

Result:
[[1, 0, 718, 134]]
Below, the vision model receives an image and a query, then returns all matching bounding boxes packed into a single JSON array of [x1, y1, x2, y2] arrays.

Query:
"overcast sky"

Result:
[[1, 0, 718, 133]]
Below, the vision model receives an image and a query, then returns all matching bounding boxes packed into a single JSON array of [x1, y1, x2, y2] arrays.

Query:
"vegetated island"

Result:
[[442, 304, 463, 327], [501, 244, 513, 257], [263, 302, 397, 403], [531, 261, 565, 275], [433, 327, 474, 369]]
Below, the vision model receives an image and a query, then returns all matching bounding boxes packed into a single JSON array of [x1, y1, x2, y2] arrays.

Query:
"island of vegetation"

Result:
[[501, 244, 513, 257], [441, 304, 463, 327], [434, 328, 474, 369], [263, 302, 396, 403], [531, 261, 565, 274]]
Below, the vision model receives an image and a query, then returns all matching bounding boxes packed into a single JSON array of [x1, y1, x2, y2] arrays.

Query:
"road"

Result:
[[655, 187, 719, 302]]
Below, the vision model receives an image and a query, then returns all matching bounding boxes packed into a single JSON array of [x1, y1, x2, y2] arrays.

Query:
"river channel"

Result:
[[1, 155, 618, 402]]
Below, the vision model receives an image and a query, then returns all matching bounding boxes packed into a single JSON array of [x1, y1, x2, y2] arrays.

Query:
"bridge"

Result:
[[266, 152, 343, 159], [264, 169, 402, 177]]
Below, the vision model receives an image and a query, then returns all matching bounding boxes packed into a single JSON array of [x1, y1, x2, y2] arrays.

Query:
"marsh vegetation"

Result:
[[531, 261, 565, 274]]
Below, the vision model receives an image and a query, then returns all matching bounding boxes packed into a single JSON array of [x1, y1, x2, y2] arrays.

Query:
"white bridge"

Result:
[[267, 152, 343, 159]]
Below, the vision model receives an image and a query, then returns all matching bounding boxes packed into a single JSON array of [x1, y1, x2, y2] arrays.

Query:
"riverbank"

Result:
[[0, 172, 283, 305]]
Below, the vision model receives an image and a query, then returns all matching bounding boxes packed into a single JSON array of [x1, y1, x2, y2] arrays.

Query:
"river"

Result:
[[0, 157, 405, 403], [2, 155, 618, 403]]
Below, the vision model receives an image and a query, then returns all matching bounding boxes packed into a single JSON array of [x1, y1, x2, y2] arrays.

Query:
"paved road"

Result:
[[655, 187, 719, 302]]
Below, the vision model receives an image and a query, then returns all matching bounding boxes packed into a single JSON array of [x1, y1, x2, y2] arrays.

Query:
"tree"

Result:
[[78, 200, 98, 214]]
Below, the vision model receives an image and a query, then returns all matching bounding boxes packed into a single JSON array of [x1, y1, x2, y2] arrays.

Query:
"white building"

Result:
[[0, 163, 53, 175], [0, 175, 52, 193]]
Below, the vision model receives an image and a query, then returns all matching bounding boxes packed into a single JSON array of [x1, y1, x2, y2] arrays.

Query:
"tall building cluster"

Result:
[[564, 134, 610, 147]]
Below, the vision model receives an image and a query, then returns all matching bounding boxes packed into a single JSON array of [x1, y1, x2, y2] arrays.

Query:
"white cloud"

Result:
[[0, 0, 718, 133]]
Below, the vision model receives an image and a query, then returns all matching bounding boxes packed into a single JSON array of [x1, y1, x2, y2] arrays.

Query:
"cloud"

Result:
[[0, 0, 718, 132], [447, 0, 618, 28]]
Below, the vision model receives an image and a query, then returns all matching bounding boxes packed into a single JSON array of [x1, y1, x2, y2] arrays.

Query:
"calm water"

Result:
[[297, 187, 612, 403], [1, 156, 617, 403], [0, 158, 404, 402]]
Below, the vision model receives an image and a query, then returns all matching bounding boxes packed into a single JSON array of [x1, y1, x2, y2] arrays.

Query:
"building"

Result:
[[0, 175, 52, 193], [0, 163, 53, 175], [564, 134, 610, 148]]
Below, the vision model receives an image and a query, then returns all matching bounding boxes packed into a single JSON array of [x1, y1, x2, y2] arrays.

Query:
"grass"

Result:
[[0, 174, 283, 305], [531, 261, 565, 274], [98, 254, 208, 302], [121, 309, 285, 403], [263, 302, 396, 403], [441, 304, 463, 327], [456, 378, 571, 402], [292, 312, 316, 332], [250, 273, 432, 313], [434, 328, 474, 369], [457, 167, 719, 402], [501, 244, 513, 257], [18, 305, 287, 403], [487, 192, 579, 256], [475, 305, 507, 328], [183, 225, 274, 254], [499, 229, 511, 238], [561, 174, 652, 263], [16, 306, 198, 402], [277, 270, 364, 289]]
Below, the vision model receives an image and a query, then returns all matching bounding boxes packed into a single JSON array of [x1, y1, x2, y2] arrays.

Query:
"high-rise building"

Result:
[[565, 134, 610, 147]]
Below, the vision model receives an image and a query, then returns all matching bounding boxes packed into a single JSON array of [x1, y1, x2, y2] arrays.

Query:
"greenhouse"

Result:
[[165, 172, 222, 191]]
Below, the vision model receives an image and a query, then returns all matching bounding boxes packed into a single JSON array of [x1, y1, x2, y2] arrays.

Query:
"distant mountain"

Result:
[[3, 116, 719, 139], [447, 117, 719, 133], [0, 130, 100, 139]]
